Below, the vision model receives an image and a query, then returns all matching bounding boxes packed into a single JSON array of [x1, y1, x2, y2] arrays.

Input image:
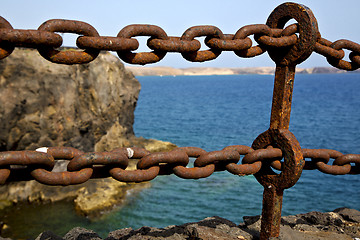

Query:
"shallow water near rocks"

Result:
[[1, 73, 360, 239]]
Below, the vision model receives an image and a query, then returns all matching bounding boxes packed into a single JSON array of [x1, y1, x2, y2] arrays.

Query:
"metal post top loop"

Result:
[[266, 2, 319, 66], [252, 129, 304, 190]]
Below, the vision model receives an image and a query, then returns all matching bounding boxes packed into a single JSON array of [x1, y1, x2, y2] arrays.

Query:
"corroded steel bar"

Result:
[[0, 29, 62, 48], [269, 65, 296, 129]]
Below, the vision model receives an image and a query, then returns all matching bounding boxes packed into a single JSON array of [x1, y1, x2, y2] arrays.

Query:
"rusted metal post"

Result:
[[269, 65, 296, 130], [252, 3, 319, 239]]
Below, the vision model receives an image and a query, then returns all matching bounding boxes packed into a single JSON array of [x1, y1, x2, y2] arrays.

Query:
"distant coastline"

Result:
[[127, 66, 359, 76]]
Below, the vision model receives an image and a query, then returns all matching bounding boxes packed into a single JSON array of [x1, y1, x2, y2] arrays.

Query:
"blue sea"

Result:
[[1, 73, 360, 239]]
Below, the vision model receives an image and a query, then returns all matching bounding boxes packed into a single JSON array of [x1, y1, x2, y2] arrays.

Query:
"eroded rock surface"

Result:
[[0, 48, 161, 152]]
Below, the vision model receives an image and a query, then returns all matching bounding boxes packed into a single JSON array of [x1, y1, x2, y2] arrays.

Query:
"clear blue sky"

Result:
[[1, 0, 359, 68]]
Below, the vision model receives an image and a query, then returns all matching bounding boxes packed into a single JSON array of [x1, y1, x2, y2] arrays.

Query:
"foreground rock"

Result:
[[27, 208, 360, 240], [0, 48, 176, 216]]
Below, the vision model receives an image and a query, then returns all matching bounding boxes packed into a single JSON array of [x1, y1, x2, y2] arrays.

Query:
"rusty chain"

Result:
[[0, 16, 359, 69], [0, 146, 358, 186]]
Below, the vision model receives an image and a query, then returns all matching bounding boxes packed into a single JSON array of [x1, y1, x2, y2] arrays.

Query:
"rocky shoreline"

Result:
[[1, 207, 357, 240], [0, 48, 176, 217]]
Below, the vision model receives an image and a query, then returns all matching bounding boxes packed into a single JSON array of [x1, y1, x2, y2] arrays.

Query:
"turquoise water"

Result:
[[1, 73, 360, 239], [131, 73, 360, 219]]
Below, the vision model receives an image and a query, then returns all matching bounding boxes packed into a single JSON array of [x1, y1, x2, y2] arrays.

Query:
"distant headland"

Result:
[[127, 66, 359, 76]]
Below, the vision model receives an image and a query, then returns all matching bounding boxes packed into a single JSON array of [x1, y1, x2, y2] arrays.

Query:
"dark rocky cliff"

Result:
[[0, 48, 175, 217], [0, 48, 174, 152]]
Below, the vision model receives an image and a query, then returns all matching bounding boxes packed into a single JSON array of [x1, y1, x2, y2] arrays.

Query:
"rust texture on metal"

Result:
[[0, 2, 360, 239], [0, 5, 358, 68], [270, 65, 296, 130], [0, 146, 358, 183]]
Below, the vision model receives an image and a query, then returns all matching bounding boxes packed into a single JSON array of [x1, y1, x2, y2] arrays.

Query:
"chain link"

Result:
[[37, 19, 100, 64], [314, 37, 360, 70], [0, 16, 358, 68], [0, 146, 358, 185]]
